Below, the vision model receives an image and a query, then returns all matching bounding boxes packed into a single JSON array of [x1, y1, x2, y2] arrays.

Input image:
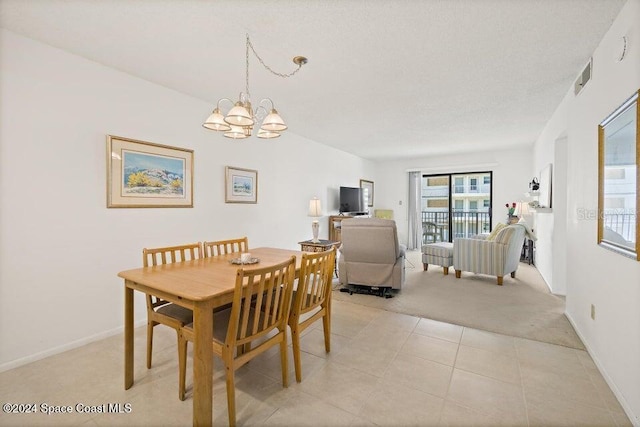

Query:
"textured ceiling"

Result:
[[0, 0, 626, 160]]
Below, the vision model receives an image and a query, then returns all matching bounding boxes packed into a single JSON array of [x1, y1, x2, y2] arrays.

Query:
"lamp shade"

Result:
[[257, 129, 281, 139], [516, 201, 530, 216], [225, 102, 254, 127], [260, 109, 288, 132], [224, 125, 250, 139], [308, 198, 322, 217], [203, 108, 231, 131]]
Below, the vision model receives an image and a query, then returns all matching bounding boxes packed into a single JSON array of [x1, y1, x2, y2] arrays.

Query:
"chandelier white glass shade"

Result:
[[308, 197, 322, 243], [203, 34, 306, 139]]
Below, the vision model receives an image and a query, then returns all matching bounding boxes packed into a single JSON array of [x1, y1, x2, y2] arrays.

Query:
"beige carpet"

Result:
[[333, 250, 585, 350]]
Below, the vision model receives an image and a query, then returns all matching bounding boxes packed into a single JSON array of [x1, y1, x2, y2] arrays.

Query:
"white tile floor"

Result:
[[0, 298, 632, 426]]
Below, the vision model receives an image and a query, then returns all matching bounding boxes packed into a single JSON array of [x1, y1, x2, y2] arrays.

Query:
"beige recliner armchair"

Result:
[[338, 218, 406, 296]]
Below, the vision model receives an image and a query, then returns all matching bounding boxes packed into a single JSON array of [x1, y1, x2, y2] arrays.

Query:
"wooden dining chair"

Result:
[[202, 237, 248, 257], [142, 242, 202, 369], [177, 256, 296, 426], [203, 237, 250, 314], [288, 248, 336, 382]]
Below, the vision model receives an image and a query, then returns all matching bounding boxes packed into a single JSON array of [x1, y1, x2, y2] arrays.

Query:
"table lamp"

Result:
[[308, 197, 322, 243], [516, 200, 531, 221]]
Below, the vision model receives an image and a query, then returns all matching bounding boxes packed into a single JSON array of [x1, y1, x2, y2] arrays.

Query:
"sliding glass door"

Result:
[[421, 172, 493, 242], [421, 175, 451, 242]]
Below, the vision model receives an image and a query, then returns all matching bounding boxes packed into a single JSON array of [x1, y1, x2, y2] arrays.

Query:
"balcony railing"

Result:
[[603, 212, 636, 245], [421, 210, 492, 241]]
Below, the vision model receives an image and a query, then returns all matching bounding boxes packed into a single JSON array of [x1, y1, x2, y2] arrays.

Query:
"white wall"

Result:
[[532, 0, 640, 423], [375, 147, 533, 245], [0, 30, 374, 370], [532, 90, 569, 294], [531, 138, 569, 295], [551, 136, 569, 295]]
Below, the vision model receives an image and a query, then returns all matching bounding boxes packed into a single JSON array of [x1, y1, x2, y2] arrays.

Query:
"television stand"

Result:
[[329, 215, 352, 242]]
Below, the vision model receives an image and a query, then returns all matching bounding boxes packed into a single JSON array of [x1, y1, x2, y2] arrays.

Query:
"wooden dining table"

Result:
[[118, 247, 304, 426]]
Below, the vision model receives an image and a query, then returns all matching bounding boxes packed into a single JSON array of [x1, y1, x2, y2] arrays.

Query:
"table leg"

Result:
[[192, 300, 214, 427], [124, 283, 134, 389]]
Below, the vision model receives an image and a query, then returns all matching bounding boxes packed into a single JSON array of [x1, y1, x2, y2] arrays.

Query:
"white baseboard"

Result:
[[0, 320, 146, 373], [534, 265, 566, 297], [565, 312, 639, 427]]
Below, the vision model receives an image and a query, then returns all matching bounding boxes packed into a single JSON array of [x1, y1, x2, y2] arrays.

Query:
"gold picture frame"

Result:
[[360, 179, 374, 207], [107, 135, 194, 208], [597, 89, 639, 260], [225, 166, 258, 204]]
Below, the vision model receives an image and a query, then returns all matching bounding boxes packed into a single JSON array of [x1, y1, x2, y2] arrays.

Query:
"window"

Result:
[[428, 177, 449, 186], [605, 168, 626, 179], [470, 178, 478, 192], [469, 201, 478, 211], [598, 89, 639, 260], [605, 197, 626, 209], [484, 176, 491, 184], [454, 200, 463, 210], [428, 199, 448, 208], [483, 200, 490, 208], [454, 177, 464, 193]]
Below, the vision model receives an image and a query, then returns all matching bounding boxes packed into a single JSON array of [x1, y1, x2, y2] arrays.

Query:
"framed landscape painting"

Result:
[[225, 166, 258, 203], [107, 135, 193, 208]]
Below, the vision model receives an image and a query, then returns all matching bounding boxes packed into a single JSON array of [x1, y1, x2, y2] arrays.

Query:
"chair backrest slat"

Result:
[[203, 237, 249, 258], [229, 257, 296, 347], [238, 273, 253, 340], [143, 242, 202, 267], [142, 242, 203, 307], [272, 272, 284, 323]]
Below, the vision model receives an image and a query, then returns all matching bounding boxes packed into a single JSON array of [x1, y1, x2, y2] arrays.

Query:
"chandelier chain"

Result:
[[245, 34, 250, 98], [246, 34, 304, 81]]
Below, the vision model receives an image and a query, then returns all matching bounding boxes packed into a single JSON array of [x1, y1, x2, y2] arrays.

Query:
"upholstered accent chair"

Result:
[[453, 224, 526, 285], [338, 218, 406, 292]]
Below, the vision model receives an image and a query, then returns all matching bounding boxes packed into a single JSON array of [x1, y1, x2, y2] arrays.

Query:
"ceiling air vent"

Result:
[[574, 58, 592, 95]]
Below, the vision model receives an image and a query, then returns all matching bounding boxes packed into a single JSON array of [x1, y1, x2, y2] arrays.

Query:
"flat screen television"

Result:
[[339, 186, 366, 214]]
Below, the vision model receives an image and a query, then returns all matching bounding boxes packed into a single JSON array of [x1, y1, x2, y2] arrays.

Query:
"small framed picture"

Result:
[[107, 135, 193, 208], [360, 179, 374, 207], [225, 166, 258, 203]]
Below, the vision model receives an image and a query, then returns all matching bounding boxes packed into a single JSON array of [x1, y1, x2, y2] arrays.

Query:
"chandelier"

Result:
[[202, 34, 307, 139]]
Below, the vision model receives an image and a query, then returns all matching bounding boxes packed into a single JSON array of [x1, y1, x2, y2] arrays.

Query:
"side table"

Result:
[[298, 239, 339, 253], [298, 239, 340, 277], [520, 238, 534, 265]]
